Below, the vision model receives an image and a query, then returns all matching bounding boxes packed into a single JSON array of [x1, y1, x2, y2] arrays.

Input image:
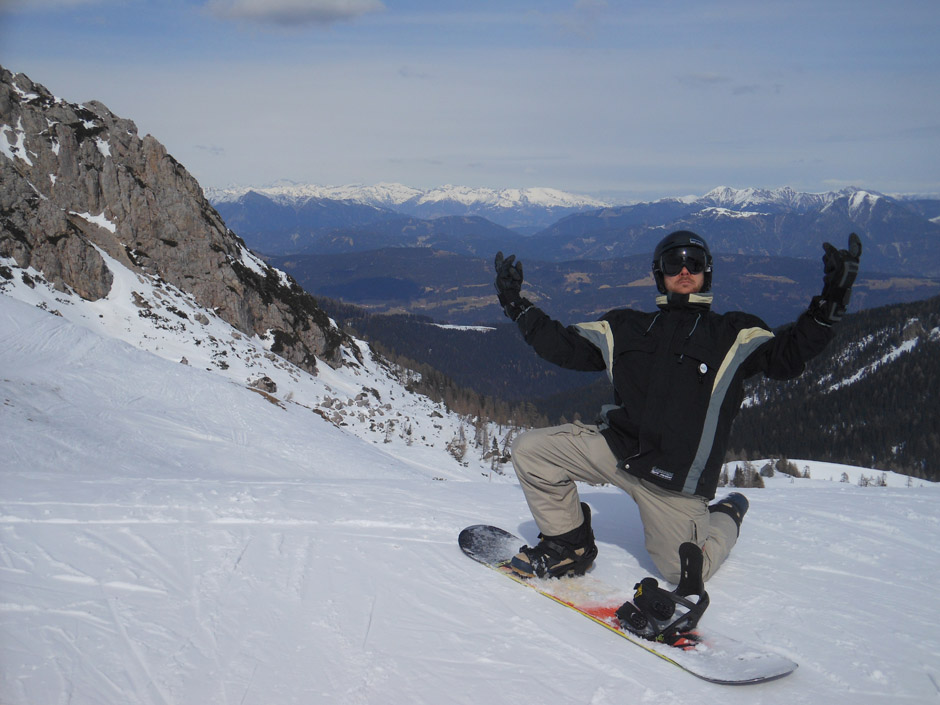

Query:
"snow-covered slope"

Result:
[[2, 260, 940, 704], [0, 250, 508, 478]]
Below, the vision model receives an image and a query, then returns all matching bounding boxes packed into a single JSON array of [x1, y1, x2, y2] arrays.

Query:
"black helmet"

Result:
[[652, 230, 713, 294]]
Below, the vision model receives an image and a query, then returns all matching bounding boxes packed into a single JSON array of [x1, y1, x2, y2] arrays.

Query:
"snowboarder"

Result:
[[493, 230, 861, 585]]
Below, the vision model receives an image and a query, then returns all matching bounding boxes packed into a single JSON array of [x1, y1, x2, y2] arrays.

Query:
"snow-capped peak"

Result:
[[702, 185, 834, 212], [414, 184, 609, 209], [846, 189, 883, 215]]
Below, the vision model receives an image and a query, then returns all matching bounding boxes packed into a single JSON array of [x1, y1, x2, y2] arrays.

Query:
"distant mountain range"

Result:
[[207, 182, 940, 279], [531, 187, 940, 276], [205, 182, 940, 326], [206, 182, 608, 234]]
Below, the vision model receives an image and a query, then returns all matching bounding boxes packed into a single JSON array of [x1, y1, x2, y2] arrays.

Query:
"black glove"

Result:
[[810, 232, 862, 325], [494, 251, 532, 321]]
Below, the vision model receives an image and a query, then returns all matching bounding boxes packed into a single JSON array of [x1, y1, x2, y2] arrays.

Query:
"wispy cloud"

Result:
[[677, 72, 732, 88], [194, 144, 225, 156], [398, 66, 432, 80], [205, 0, 385, 27], [0, 0, 109, 9]]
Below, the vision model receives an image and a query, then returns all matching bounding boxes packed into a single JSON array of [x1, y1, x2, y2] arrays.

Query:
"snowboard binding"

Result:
[[616, 543, 710, 647]]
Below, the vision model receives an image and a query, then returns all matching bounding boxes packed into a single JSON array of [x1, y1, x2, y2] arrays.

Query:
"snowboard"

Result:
[[458, 524, 797, 685]]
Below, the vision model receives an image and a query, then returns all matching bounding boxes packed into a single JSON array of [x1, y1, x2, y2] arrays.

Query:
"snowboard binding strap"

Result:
[[615, 542, 710, 646]]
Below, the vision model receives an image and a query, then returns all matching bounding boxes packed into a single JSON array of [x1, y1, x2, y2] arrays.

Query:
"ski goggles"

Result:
[[659, 247, 709, 276]]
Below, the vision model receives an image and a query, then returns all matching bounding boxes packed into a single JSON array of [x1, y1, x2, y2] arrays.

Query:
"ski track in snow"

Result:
[[2, 267, 940, 703]]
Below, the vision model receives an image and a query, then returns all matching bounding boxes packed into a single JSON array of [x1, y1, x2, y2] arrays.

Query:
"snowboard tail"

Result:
[[458, 524, 797, 685]]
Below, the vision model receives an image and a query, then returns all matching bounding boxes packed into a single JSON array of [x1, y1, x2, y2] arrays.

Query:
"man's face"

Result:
[[659, 246, 708, 294], [664, 268, 705, 294]]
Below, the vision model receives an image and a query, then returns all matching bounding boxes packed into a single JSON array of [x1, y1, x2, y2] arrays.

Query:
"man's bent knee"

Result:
[[510, 428, 539, 460]]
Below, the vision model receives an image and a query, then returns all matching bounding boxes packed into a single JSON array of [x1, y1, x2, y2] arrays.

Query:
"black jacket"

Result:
[[514, 291, 833, 499]]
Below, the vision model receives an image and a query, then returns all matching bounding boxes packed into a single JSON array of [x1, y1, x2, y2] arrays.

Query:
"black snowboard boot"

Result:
[[509, 503, 598, 579], [708, 492, 749, 535]]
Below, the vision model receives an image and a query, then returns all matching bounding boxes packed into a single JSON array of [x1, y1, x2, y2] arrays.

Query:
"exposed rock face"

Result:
[[0, 66, 353, 371]]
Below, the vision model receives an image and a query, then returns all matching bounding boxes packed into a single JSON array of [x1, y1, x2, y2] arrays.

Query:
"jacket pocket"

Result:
[[680, 341, 722, 377]]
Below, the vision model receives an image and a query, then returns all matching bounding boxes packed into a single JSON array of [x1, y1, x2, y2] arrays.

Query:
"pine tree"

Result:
[[719, 467, 730, 487]]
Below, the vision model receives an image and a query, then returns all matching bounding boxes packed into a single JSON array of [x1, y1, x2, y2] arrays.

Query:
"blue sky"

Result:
[[2, 0, 938, 201]]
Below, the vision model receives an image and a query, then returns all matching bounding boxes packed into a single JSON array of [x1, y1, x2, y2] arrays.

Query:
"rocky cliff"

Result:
[[0, 66, 353, 373]]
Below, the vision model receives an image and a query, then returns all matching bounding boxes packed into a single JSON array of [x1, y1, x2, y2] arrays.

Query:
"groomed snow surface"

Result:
[[2, 277, 939, 704]]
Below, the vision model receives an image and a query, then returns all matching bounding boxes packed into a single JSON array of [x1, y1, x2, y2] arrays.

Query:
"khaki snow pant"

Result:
[[510, 422, 739, 584]]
